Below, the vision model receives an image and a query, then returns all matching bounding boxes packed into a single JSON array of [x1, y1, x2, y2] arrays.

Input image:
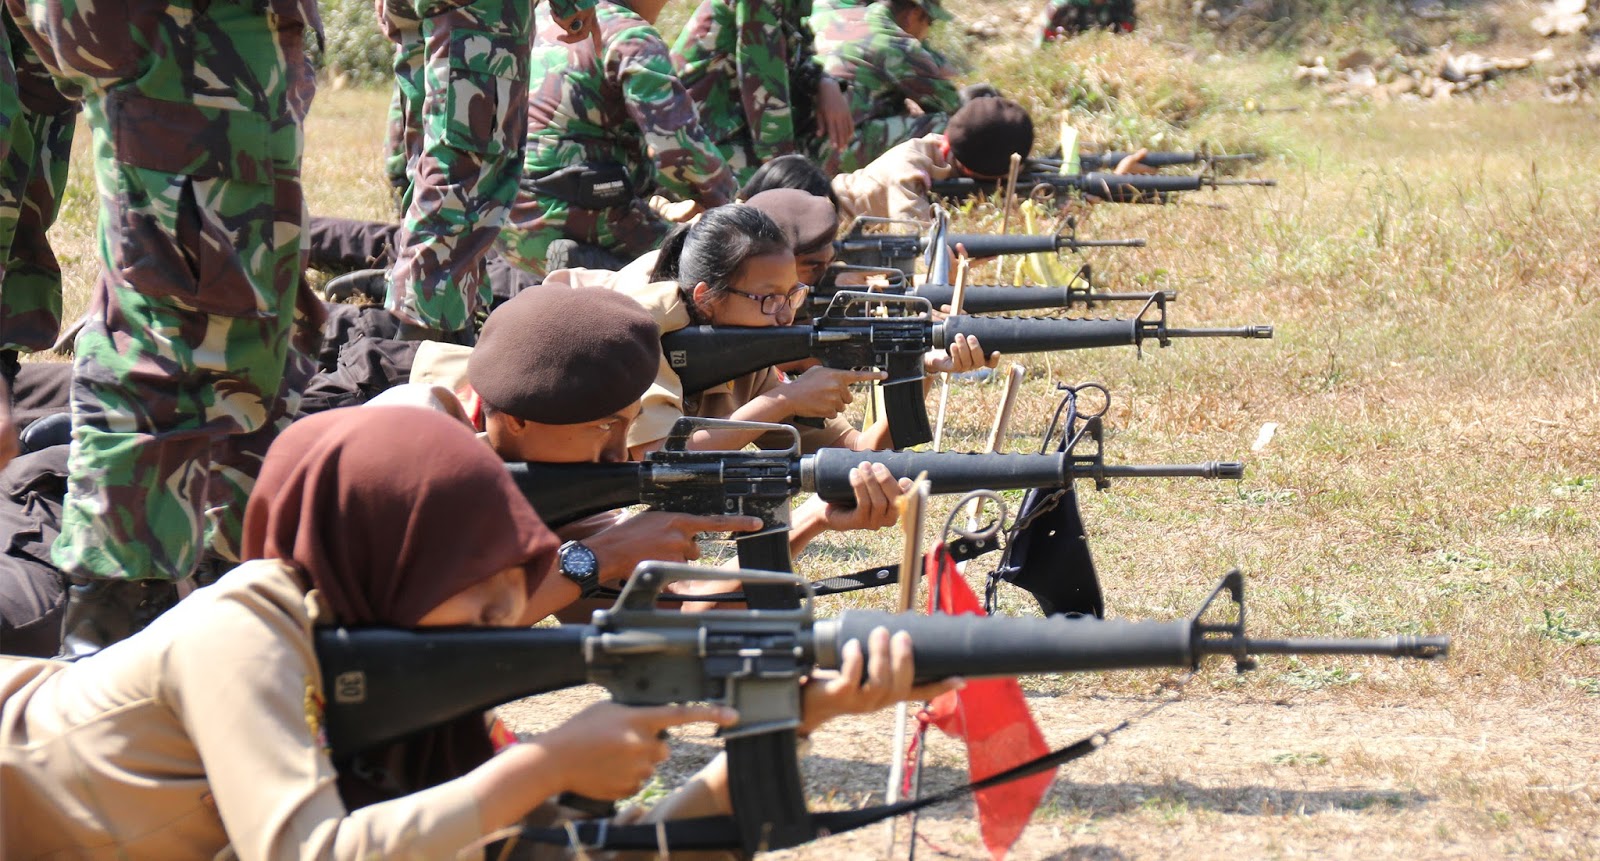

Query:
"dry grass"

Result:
[[40, 41, 1600, 857]]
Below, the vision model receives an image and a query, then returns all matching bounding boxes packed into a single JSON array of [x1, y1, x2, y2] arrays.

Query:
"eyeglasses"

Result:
[[725, 284, 811, 316]]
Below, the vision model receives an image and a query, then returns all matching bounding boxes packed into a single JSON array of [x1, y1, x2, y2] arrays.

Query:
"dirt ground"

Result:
[[500, 678, 1600, 859]]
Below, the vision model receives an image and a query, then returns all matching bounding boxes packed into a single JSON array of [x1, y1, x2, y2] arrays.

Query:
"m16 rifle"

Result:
[[931, 171, 1277, 205], [508, 415, 1241, 607], [315, 564, 1450, 855], [834, 213, 1143, 278], [811, 261, 1176, 316], [662, 291, 1272, 448], [1030, 150, 1261, 173]]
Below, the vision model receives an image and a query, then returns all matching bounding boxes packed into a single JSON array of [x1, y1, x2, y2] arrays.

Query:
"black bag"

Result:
[[526, 162, 635, 210]]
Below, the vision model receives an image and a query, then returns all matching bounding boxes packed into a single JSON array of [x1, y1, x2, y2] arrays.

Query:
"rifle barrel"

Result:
[[1091, 462, 1244, 480], [1163, 325, 1274, 339], [1224, 636, 1451, 660], [1217, 178, 1277, 187]]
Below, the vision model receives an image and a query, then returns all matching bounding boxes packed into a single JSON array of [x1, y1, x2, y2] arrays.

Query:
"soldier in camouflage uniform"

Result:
[[499, 0, 738, 278], [670, 0, 855, 185], [355, 0, 597, 341], [813, 0, 960, 173], [7, 0, 321, 656], [0, 7, 79, 382]]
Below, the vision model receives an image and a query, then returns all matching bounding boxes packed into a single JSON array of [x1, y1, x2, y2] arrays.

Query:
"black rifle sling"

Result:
[[516, 720, 1120, 852]]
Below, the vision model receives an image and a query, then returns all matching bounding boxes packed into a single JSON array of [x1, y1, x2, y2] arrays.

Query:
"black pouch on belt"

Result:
[[527, 162, 635, 210]]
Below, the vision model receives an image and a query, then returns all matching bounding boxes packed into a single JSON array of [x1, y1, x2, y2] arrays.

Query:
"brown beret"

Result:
[[945, 97, 1034, 179], [745, 188, 839, 254], [468, 286, 660, 425]]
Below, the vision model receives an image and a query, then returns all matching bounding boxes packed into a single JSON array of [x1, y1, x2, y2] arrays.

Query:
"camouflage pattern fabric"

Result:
[[813, 1, 959, 172], [8, 0, 320, 582], [671, 0, 827, 184], [0, 8, 78, 354], [380, 2, 425, 215], [383, 0, 597, 333], [500, 0, 736, 276]]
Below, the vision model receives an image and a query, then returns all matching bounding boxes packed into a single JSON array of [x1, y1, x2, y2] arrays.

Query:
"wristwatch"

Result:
[[557, 540, 601, 596]]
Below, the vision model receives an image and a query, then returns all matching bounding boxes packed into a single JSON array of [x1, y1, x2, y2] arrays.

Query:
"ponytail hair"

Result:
[[651, 205, 791, 322]]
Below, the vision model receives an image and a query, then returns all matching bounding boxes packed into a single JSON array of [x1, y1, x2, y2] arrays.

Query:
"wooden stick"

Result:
[[999, 151, 1024, 236], [884, 475, 930, 857], [984, 364, 1026, 454]]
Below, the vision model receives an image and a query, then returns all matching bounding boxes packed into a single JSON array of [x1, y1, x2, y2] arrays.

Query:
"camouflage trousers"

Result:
[[0, 8, 77, 355], [821, 111, 948, 174], [380, 2, 424, 215], [498, 191, 669, 278], [381, 0, 532, 332], [9, 0, 318, 582]]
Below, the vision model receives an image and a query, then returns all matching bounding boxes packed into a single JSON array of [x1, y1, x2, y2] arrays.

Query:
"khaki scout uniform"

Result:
[[830, 134, 955, 227], [409, 263, 855, 454], [0, 560, 483, 859], [610, 279, 854, 452]]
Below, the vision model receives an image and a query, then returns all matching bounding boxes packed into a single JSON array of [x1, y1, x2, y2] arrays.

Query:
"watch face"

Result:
[[562, 542, 598, 578]]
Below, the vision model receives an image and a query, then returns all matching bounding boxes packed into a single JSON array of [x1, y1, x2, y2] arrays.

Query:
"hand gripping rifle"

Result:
[[661, 291, 1273, 448], [314, 564, 1450, 855], [506, 416, 1242, 607], [834, 214, 1143, 280], [931, 171, 1277, 205]]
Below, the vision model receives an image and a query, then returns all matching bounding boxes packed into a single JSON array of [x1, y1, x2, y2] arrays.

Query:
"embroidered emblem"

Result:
[[304, 677, 329, 753]]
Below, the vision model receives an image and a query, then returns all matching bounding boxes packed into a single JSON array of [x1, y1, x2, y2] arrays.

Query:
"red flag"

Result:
[[920, 544, 1056, 861]]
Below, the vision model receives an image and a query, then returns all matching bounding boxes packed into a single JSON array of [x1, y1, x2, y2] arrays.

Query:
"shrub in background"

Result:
[[315, 0, 395, 86]]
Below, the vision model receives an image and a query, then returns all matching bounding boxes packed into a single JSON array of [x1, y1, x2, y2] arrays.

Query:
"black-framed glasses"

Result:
[[726, 284, 811, 316]]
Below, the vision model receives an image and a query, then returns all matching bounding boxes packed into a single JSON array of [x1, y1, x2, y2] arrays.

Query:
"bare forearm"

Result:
[[468, 744, 570, 835]]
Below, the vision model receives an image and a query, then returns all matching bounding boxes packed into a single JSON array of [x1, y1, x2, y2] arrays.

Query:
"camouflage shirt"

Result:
[[670, 0, 825, 166], [814, 1, 960, 126], [524, 1, 736, 205]]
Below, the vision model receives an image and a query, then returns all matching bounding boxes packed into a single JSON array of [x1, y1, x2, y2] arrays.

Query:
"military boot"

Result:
[[56, 577, 183, 660], [323, 268, 389, 304], [0, 349, 20, 397]]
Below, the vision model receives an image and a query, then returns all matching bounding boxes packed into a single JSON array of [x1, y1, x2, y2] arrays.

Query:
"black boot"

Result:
[[323, 268, 389, 304], [0, 349, 20, 397], [56, 577, 183, 660]]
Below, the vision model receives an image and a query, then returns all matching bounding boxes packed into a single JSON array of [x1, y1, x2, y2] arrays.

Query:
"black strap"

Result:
[[515, 723, 1115, 852]]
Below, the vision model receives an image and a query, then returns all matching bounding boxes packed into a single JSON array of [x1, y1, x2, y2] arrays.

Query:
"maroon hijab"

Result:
[[242, 407, 558, 805], [243, 406, 558, 624]]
